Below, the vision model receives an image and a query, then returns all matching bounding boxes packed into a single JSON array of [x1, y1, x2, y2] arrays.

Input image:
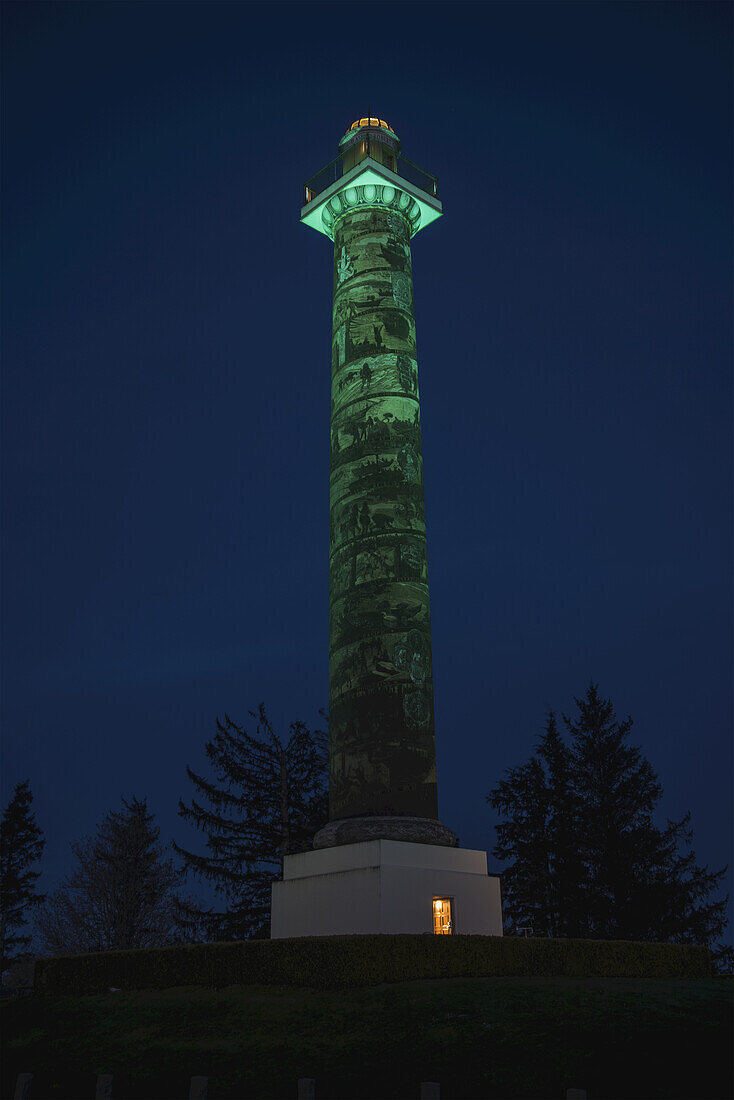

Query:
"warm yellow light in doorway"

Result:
[[433, 896, 453, 934]]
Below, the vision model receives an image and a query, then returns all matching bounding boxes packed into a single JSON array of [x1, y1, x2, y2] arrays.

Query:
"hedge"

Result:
[[33, 935, 712, 995]]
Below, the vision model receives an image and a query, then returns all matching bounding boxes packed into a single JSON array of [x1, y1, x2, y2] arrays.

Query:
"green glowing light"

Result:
[[301, 159, 442, 239], [327, 200, 439, 822]]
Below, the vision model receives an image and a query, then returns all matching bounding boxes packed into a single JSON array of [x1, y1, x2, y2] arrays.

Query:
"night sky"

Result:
[[3, 2, 731, 931]]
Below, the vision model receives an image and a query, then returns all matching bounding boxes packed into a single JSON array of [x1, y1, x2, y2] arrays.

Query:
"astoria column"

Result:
[[270, 116, 502, 938], [302, 117, 456, 850]]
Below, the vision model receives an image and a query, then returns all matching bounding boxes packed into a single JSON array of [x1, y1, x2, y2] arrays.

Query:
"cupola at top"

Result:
[[338, 116, 401, 173], [341, 116, 399, 141]]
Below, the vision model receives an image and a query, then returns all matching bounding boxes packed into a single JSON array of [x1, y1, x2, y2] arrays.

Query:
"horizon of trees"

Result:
[[2, 687, 731, 973]]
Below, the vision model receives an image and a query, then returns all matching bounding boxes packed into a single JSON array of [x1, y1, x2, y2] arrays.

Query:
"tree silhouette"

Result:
[[0, 780, 45, 974], [175, 704, 328, 940], [36, 796, 183, 955], [489, 684, 728, 946]]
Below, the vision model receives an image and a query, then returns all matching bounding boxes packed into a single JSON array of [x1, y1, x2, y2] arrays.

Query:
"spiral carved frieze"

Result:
[[328, 202, 438, 824]]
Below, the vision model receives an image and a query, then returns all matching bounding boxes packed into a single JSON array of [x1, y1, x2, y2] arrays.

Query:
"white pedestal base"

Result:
[[271, 839, 502, 938]]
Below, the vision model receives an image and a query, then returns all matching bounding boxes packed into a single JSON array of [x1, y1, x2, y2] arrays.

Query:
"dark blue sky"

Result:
[[2, 2, 731, 929]]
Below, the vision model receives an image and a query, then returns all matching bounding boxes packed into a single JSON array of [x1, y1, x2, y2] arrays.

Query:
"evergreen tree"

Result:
[[36, 796, 184, 955], [174, 704, 328, 940], [618, 810, 729, 944], [489, 713, 584, 936], [490, 752, 553, 936], [539, 712, 586, 937], [0, 780, 45, 974], [567, 685, 727, 943], [567, 684, 664, 938], [488, 684, 728, 946]]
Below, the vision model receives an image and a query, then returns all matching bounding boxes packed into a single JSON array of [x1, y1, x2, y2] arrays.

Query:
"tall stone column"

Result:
[[315, 180, 456, 849], [270, 118, 503, 939]]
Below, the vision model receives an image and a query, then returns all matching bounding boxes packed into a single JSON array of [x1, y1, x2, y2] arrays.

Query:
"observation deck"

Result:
[[301, 116, 442, 239]]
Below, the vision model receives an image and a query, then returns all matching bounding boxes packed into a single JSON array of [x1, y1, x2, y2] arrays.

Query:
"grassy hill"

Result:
[[2, 976, 731, 1100]]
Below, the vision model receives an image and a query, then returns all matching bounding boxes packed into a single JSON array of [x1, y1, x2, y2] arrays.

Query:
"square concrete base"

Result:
[[271, 839, 502, 938]]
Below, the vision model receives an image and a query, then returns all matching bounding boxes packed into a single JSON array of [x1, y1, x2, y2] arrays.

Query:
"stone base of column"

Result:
[[313, 815, 458, 850], [271, 839, 503, 939]]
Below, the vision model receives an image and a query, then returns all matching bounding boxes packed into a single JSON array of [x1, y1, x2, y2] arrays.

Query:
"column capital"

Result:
[[321, 182, 422, 240]]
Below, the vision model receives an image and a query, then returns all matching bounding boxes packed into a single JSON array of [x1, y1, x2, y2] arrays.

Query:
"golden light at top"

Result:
[[349, 117, 395, 133]]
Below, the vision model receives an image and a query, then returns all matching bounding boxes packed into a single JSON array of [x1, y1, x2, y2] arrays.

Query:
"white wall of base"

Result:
[[271, 839, 502, 938]]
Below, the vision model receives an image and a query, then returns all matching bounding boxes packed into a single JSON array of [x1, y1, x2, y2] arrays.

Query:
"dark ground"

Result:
[[2, 976, 732, 1100]]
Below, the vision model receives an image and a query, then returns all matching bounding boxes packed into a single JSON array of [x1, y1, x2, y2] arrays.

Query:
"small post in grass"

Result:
[[421, 1084, 440, 1100], [95, 1075, 113, 1100], [189, 1077, 208, 1100], [566, 1090, 587, 1099], [13, 1074, 32, 1100], [297, 1079, 316, 1100]]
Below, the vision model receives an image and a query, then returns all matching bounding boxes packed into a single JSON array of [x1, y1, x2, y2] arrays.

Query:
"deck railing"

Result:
[[304, 141, 439, 206]]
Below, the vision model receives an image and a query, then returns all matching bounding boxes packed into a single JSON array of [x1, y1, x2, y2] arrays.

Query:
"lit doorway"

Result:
[[433, 896, 453, 935]]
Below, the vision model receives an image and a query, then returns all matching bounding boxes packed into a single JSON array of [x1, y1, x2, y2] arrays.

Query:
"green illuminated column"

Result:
[[303, 118, 456, 848]]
